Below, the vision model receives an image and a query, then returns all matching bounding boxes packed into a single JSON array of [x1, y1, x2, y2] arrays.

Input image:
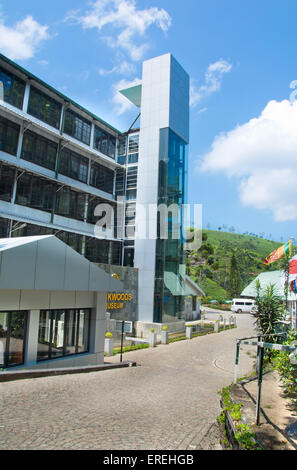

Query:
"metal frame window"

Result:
[[21, 130, 58, 170], [0, 116, 20, 156], [126, 166, 138, 189], [0, 163, 16, 202], [59, 147, 89, 183], [16, 173, 56, 212], [55, 186, 86, 221], [128, 134, 139, 153], [28, 86, 62, 129], [0, 217, 9, 237], [93, 126, 116, 159], [37, 309, 91, 362], [64, 109, 91, 145], [90, 162, 114, 194], [55, 231, 83, 254], [0, 67, 25, 109]]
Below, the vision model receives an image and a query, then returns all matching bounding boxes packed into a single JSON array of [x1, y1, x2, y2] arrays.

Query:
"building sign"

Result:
[[106, 293, 133, 310]]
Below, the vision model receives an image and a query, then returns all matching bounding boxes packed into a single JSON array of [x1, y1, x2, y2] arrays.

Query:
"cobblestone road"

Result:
[[0, 312, 256, 450]]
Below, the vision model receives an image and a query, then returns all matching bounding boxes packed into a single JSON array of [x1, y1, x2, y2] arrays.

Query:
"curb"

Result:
[[0, 361, 137, 382]]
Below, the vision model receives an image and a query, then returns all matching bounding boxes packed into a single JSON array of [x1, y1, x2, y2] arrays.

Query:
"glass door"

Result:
[[0, 311, 27, 367]]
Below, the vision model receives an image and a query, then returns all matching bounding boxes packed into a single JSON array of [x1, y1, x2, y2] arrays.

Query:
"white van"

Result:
[[231, 299, 257, 314]]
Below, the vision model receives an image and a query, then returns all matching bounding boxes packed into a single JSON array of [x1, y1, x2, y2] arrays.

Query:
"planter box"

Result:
[[104, 338, 114, 356], [186, 326, 193, 339], [161, 330, 168, 344], [149, 331, 157, 347]]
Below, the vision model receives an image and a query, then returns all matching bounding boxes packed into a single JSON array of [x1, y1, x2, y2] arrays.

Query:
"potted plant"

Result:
[[149, 328, 157, 347], [104, 332, 114, 356], [161, 325, 168, 344]]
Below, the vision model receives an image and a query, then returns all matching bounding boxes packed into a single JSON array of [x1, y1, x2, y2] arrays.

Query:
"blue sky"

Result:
[[0, 0, 297, 243]]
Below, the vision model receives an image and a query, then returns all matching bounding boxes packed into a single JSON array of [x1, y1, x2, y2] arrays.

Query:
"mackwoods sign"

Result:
[[106, 293, 133, 310]]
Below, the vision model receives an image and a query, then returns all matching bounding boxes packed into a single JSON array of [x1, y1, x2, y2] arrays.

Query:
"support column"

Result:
[[89, 292, 106, 364], [24, 310, 40, 365]]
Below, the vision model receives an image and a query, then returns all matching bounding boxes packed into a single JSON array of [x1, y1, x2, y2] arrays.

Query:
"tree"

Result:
[[254, 283, 284, 354], [227, 252, 242, 298]]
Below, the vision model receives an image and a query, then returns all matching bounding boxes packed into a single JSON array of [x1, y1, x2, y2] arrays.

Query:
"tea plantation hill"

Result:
[[186, 229, 292, 302]]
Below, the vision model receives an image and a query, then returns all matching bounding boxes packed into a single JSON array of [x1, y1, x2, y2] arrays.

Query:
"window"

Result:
[[0, 164, 15, 202], [126, 189, 137, 201], [87, 196, 111, 225], [0, 217, 9, 237], [21, 130, 58, 170], [0, 116, 20, 155], [55, 187, 85, 221], [37, 309, 90, 361], [16, 173, 56, 212], [59, 148, 89, 183], [126, 166, 138, 189], [115, 168, 125, 197], [93, 126, 116, 159], [55, 231, 83, 254], [90, 162, 114, 194], [118, 136, 127, 157], [28, 86, 62, 129], [85, 238, 110, 264], [64, 109, 91, 145], [11, 221, 54, 238], [0, 311, 27, 368], [0, 67, 25, 109], [128, 134, 139, 153]]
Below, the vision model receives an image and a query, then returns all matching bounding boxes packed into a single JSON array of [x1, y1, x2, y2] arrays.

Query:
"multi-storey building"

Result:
[[0, 52, 193, 331]]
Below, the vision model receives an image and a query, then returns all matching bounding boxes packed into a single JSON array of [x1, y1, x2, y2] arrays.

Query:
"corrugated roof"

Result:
[[241, 270, 297, 301]]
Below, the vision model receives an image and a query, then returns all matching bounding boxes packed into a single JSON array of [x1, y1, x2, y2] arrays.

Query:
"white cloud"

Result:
[[0, 15, 50, 60], [112, 77, 141, 115], [67, 0, 171, 61], [190, 59, 232, 108], [99, 60, 136, 77], [200, 99, 297, 222]]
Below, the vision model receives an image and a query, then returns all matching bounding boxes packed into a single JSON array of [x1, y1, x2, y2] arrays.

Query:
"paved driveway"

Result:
[[0, 313, 256, 450]]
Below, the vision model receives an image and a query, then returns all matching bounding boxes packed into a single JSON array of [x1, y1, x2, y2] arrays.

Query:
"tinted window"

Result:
[[90, 162, 114, 194], [94, 126, 116, 159], [0, 116, 20, 155], [0, 67, 25, 109], [21, 130, 58, 170], [59, 148, 89, 183], [64, 109, 91, 145], [16, 173, 56, 211], [55, 187, 85, 221], [0, 163, 15, 202], [28, 86, 62, 129]]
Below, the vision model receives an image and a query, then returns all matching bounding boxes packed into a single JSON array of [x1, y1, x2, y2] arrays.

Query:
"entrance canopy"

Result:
[[0, 235, 123, 292], [164, 271, 205, 297]]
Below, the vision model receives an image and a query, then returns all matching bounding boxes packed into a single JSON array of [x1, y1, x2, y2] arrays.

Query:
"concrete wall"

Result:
[[97, 263, 138, 322]]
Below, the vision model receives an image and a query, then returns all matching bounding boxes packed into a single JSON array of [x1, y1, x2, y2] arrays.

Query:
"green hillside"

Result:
[[186, 229, 293, 301]]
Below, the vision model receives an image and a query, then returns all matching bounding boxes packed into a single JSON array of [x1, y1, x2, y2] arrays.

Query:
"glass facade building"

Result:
[[154, 128, 188, 323], [0, 51, 189, 338]]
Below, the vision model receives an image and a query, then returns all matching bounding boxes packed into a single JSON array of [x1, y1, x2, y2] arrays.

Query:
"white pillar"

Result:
[[89, 292, 106, 363], [24, 310, 40, 365]]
